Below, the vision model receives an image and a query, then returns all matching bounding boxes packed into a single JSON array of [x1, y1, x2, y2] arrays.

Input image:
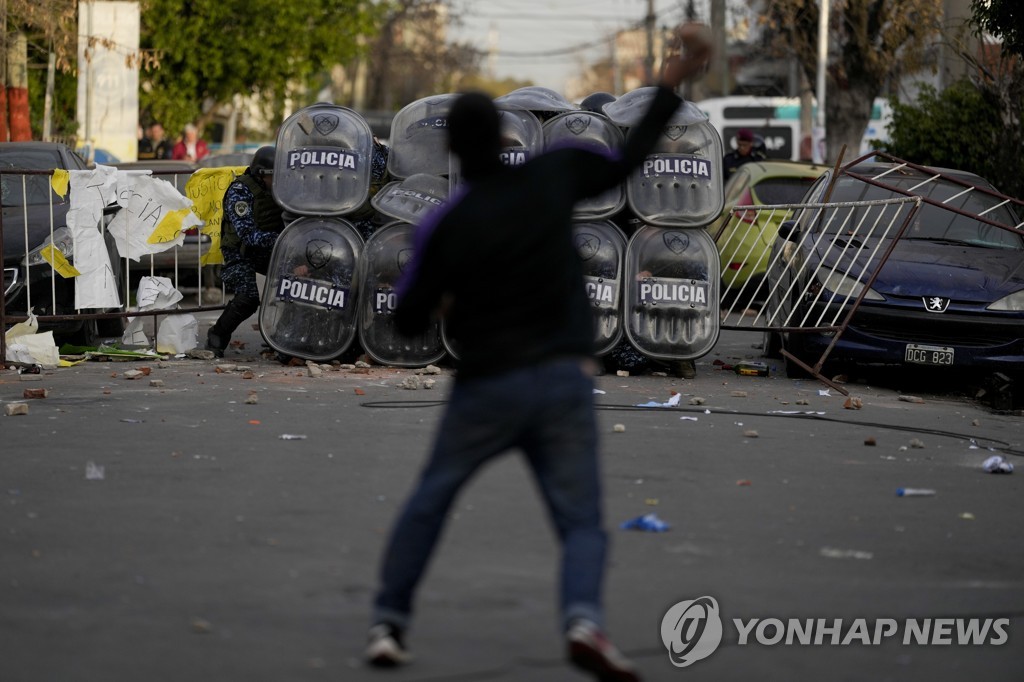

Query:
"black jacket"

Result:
[[395, 86, 683, 380]]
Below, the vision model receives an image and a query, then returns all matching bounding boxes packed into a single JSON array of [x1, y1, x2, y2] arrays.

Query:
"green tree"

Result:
[[139, 0, 382, 137], [763, 0, 943, 163], [970, 0, 1023, 57], [882, 81, 1009, 185], [882, 0, 1024, 198]]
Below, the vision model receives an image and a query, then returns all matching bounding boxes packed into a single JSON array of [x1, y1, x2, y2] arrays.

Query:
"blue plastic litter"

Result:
[[620, 513, 671, 532]]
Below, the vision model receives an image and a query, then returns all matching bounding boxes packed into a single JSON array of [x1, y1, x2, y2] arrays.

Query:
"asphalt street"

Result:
[[1, 312, 1022, 682]]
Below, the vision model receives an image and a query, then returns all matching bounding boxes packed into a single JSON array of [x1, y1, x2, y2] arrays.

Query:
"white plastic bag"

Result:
[[156, 313, 198, 354]]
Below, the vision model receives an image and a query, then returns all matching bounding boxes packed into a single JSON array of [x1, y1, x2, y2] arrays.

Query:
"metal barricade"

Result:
[[714, 196, 923, 393], [1, 165, 231, 366]]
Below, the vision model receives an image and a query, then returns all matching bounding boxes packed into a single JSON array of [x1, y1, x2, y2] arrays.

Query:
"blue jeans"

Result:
[[372, 358, 608, 632]]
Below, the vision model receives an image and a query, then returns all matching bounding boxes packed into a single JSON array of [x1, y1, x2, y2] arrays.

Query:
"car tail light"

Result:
[[736, 189, 757, 223]]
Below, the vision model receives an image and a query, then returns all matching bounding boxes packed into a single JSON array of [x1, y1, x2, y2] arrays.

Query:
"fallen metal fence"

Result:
[[714, 196, 923, 393], [714, 151, 1024, 394], [1, 167, 227, 366]]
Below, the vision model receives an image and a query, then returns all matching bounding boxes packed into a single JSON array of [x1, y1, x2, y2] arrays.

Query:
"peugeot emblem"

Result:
[[923, 296, 950, 313]]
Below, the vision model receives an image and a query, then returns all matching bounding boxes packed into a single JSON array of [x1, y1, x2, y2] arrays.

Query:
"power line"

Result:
[[468, 5, 686, 59]]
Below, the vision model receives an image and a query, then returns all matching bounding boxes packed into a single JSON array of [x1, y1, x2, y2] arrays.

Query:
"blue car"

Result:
[[764, 158, 1024, 382]]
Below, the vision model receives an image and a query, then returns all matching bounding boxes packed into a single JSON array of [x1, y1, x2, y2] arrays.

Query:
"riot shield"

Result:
[[494, 86, 577, 119], [543, 111, 626, 220], [573, 220, 627, 355], [358, 221, 446, 367], [624, 225, 720, 360], [604, 88, 724, 228], [260, 217, 363, 362], [449, 106, 544, 192], [371, 173, 449, 225], [274, 103, 374, 217], [497, 107, 543, 167], [387, 94, 458, 180]]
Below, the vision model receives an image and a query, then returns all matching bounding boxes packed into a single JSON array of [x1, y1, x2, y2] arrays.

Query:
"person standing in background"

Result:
[[722, 128, 765, 182], [172, 123, 210, 162], [138, 122, 172, 160]]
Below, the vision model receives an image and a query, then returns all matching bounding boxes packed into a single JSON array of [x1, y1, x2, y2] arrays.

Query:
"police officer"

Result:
[[722, 128, 766, 182], [206, 145, 286, 357]]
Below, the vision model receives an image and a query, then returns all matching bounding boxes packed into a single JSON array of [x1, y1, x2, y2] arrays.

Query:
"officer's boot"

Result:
[[206, 294, 260, 357]]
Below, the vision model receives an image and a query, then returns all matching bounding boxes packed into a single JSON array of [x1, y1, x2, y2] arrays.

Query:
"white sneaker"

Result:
[[567, 619, 641, 681], [365, 622, 413, 667]]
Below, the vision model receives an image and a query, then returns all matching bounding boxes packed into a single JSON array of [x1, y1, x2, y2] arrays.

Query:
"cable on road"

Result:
[[359, 400, 1024, 458]]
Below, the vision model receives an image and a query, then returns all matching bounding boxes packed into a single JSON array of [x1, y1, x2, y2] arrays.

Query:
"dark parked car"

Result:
[[765, 159, 1024, 382], [1, 142, 125, 344]]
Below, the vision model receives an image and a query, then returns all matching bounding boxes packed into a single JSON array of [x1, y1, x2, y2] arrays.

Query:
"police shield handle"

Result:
[[660, 23, 713, 87]]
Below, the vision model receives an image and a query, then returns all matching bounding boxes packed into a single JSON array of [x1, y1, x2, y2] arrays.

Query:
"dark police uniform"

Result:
[[206, 162, 285, 356]]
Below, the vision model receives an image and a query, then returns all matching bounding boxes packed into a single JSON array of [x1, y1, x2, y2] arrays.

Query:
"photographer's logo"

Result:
[[660, 595, 1010, 670], [660, 596, 723, 667]]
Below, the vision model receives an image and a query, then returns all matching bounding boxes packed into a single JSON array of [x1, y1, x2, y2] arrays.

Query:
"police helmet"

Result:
[[580, 92, 616, 114], [251, 145, 276, 177]]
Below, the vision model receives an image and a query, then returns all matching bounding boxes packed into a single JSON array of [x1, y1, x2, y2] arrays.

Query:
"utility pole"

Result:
[[711, 0, 727, 96], [644, 0, 655, 84], [815, 0, 829, 162], [0, 0, 8, 141]]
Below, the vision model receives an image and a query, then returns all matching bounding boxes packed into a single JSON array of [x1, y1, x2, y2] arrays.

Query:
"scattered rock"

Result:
[[613, 424, 626, 433], [4, 403, 29, 416], [688, 396, 706, 405], [187, 349, 216, 360], [215, 364, 237, 373], [898, 395, 925, 404], [307, 364, 323, 378], [245, 392, 259, 405], [909, 438, 926, 449], [399, 376, 422, 390], [19, 374, 42, 382], [616, 370, 630, 377], [417, 365, 442, 375], [354, 361, 372, 369], [22, 388, 48, 399], [149, 379, 165, 388], [844, 396, 863, 410], [731, 390, 748, 398], [241, 371, 255, 380], [736, 479, 752, 486], [742, 429, 759, 438], [423, 379, 436, 390], [795, 398, 810, 405], [123, 370, 144, 380], [864, 437, 877, 446]]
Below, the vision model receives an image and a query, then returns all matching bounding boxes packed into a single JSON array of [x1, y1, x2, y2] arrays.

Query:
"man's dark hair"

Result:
[[448, 92, 501, 181]]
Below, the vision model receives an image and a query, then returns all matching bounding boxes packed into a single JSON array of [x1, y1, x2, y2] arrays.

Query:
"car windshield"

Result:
[[0, 148, 64, 207], [751, 177, 818, 205], [817, 174, 1024, 250]]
